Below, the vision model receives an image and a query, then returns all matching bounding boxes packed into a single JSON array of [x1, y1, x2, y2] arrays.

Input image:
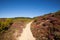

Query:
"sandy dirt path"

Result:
[[17, 21, 36, 40]]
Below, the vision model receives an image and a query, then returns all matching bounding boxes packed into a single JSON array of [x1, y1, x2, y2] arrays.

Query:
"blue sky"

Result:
[[0, 0, 60, 18]]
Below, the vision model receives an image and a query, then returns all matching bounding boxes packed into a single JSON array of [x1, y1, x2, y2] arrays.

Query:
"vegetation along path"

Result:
[[17, 21, 36, 40]]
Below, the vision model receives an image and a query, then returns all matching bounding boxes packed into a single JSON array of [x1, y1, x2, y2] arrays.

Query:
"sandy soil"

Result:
[[17, 21, 36, 40]]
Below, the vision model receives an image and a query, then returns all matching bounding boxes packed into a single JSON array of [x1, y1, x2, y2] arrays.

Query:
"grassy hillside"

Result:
[[0, 17, 32, 40], [31, 11, 60, 40]]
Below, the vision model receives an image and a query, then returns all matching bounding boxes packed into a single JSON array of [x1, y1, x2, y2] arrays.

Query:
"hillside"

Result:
[[0, 11, 60, 40], [0, 17, 32, 40], [31, 11, 60, 40]]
